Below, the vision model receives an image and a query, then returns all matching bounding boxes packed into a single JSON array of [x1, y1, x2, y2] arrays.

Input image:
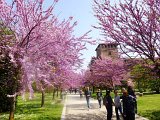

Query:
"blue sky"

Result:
[[51, 0, 103, 70]]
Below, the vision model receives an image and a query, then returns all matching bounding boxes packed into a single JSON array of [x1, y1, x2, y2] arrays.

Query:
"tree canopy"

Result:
[[0, 0, 94, 96], [93, 0, 160, 78]]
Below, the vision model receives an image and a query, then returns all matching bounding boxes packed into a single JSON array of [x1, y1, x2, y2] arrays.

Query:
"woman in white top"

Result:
[[114, 90, 123, 120]]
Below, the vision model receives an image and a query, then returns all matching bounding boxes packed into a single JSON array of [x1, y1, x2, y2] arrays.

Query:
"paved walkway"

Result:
[[61, 94, 148, 120]]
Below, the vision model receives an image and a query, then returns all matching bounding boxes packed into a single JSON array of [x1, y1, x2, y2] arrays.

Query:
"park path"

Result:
[[61, 94, 148, 120]]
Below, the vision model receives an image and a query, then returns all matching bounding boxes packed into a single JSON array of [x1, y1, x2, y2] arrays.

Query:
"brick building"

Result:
[[95, 42, 119, 59], [93, 42, 141, 68], [89, 42, 142, 86]]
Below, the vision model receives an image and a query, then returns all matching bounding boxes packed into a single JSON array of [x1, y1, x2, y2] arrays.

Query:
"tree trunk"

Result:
[[60, 89, 62, 99], [56, 88, 59, 97], [93, 86, 95, 93], [155, 90, 160, 94], [154, 63, 160, 79], [155, 87, 160, 94], [41, 90, 45, 107], [138, 80, 140, 92], [9, 97, 15, 120], [52, 88, 56, 100]]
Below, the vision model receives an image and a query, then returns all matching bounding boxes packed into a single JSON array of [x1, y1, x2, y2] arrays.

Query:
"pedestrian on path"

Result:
[[121, 89, 135, 120], [127, 86, 137, 113], [114, 89, 123, 120], [79, 89, 83, 98], [103, 90, 114, 120], [74, 89, 77, 94], [96, 89, 103, 108], [84, 87, 92, 109], [69, 88, 72, 94]]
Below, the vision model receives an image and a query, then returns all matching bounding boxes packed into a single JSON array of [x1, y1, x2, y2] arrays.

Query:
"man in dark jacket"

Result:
[[103, 90, 113, 120], [127, 86, 137, 113], [121, 90, 135, 120]]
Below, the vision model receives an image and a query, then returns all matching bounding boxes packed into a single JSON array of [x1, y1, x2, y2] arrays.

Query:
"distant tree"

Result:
[[131, 64, 160, 93], [131, 64, 151, 92], [149, 78, 160, 93], [90, 58, 126, 88]]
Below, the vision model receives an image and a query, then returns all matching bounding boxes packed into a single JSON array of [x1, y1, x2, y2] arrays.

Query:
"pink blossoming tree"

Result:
[[93, 0, 160, 78], [0, 0, 93, 119], [82, 58, 126, 88]]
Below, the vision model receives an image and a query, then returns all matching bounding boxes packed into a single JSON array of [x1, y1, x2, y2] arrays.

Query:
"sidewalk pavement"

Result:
[[61, 94, 148, 120]]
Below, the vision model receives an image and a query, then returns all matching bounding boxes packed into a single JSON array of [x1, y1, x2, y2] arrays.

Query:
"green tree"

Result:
[[131, 64, 160, 93], [0, 53, 21, 112], [0, 24, 21, 120]]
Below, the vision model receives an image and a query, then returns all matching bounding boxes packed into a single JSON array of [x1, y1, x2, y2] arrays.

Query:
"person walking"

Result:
[[127, 86, 137, 113], [74, 89, 77, 94], [84, 87, 92, 109], [69, 88, 72, 94], [79, 89, 83, 98], [121, 90, 135, 120], [103, 90, 113, 120], [114, 90, 123, 120], [96, 89, 103, 108]]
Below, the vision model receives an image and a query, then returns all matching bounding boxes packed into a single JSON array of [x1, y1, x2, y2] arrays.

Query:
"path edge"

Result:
[[61, 95, 67, 120]]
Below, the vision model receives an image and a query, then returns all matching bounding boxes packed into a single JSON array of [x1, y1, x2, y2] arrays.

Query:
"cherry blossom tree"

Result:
[[19, 17, 90, 98], [93, 0, 160, 78], [90, 58, 126, 88], [0, 0, 93, 119], [0, 0, 91, 95], [84, 57, 126, 88], [82, 69, 93, 86]]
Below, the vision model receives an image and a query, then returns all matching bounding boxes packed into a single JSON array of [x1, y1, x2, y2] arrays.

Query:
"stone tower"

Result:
[[95, 43, 119, 59]]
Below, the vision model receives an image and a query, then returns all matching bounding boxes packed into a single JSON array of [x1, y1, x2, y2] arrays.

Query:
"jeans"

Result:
[[86, 97, 90, 108], [98, 99, 102, 108], [115, 106, 122, 120], [105, 106, 112, 120]]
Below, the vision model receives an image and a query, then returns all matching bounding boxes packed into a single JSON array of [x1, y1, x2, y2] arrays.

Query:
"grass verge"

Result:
[[0, 93, 63, 120], [137, 94, 160, 120]]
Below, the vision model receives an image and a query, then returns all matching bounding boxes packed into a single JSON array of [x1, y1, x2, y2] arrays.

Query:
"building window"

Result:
[[108, 51, 112, 55]]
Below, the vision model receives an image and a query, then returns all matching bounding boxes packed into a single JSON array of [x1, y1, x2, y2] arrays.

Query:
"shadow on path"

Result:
[[65, 113, 105, 120]]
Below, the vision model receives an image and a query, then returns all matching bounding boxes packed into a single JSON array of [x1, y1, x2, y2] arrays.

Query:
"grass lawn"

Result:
[[0, 93, 63, 120], [137, 94, 160, 120]]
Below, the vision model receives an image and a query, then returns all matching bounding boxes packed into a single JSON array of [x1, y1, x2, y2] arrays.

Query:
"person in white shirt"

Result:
[[114, 90, 123, 120], [84, 87, 91, 109], [96, 89, 102, 108]]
